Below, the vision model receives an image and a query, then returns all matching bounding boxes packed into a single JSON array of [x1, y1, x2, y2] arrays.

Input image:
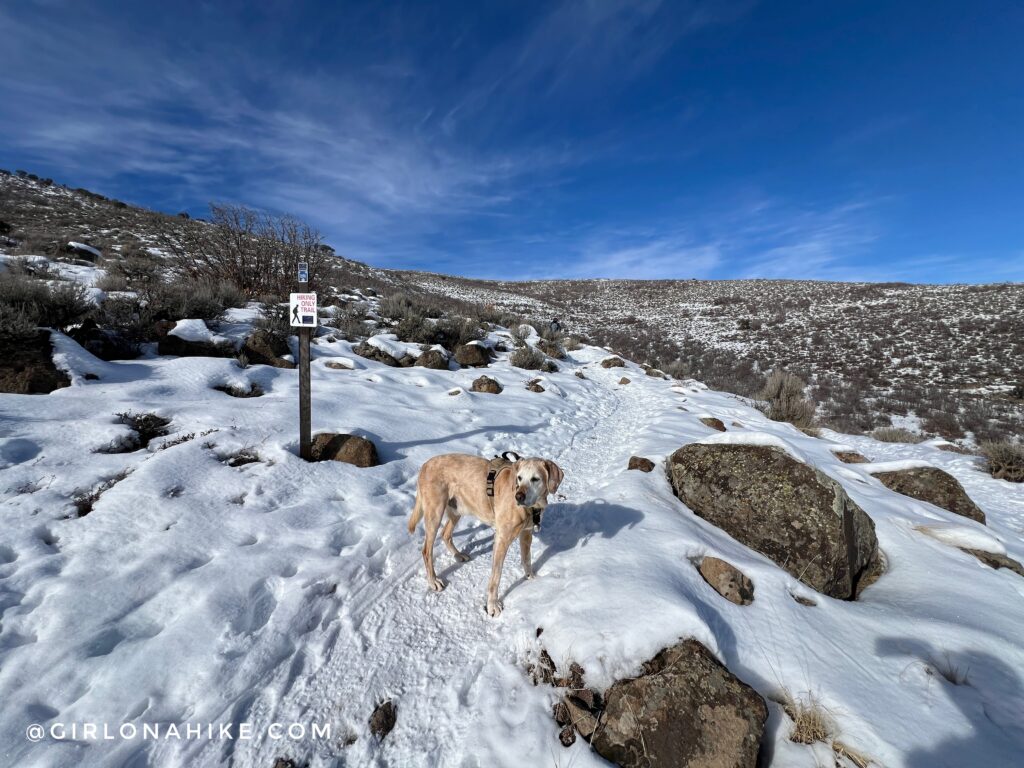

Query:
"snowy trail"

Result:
[[5, 329, 1024, 768], [182, 365, 647, 767]]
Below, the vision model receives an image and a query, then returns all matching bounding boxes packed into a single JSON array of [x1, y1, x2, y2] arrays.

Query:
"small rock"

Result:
[[600, 357, 625, 368], [697, 556, 755, 605], [471, 375, 502, 394], [352, 342, 400, 367], [558, 725, 576, 747], [962, 548, 1024, 577], [618, 377, 630, 385], [700, 416, 727, 431], [369, 700, 396, 741], [564, 697, 599, 739], [574, 370, 586, 379], [791, 593, 817, 607], [871, 466, 985, 524], [628, 456, 655, 472], [526, 378, 545, 393], [414, 348, 449, 369], [553, 700, 571, 726], [833, 450, 869, 464], [325, 360, 353, 370], [541, 360, 559, 373], [310, 433, 380, 467], [454, 343, 491, 367]]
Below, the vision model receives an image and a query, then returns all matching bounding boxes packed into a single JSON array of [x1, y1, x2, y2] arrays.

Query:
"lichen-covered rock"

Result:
[[961, 548, 1024, 577], [666, 444, 881, 599], [310, 433, 380, 467], [414, 348, 449, 370], [369, 700, 396, 741], [871, 466, 985, 524], [591, 639, 767, 768], [471, 375, 502, 394], [454, 342, 491, 368], [0, 330, 70, 394], [352, 342, 401, 367], [697, 556, 755, 606], [241, 329, 296, 369], [618, 377, 630, 385], [601, 356, 625, 368]]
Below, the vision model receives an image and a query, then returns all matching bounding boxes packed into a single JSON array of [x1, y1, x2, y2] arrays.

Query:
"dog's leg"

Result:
[[441, 509, 470, 562], [421, 499, 447, 592], [519, 528, 535, 579], [486, 530, 514, 617]]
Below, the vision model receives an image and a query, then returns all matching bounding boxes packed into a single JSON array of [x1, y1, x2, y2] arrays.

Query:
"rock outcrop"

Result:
[[871, 466, 985, 524], [454, 342, 491, 368], [667, 444, 881, 599]]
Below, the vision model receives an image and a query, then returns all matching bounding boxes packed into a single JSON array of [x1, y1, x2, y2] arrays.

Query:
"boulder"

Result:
[[310, 433, 380, 467], [352, 342, 400, 367], [833, 450, 869, 464], [471, 375, 502, 394], [241, 329, 296, 369], [666, 444, 881, 599], [870, 466, 985, 524], [414, 348, 449, 370], [618, 377, 631, 385], [700, 417, 726, 432], [697, 556, 755, 606], [574, 370, 586, 380], [526, 379, 545, 393], [0, 330, 70, 394], [538, 338, 566, 360], [644, 366, 666, 378], [601, 357, 625, 368], [454, 342, 491, 367], [591, 639, 767, 768], [627, 456, 655, 472]]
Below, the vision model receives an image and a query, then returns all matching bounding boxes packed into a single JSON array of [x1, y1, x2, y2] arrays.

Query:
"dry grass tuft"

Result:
[[833, 740, 874, 768], [871, 426, 925, 444], [779, 693, 834, 745]]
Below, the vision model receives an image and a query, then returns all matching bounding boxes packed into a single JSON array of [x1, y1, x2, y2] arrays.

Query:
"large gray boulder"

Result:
[[870, 466, 985, 524], [591, 639, 767, 768], [454, 342, 491, 367], [666, 444, 881, 599]]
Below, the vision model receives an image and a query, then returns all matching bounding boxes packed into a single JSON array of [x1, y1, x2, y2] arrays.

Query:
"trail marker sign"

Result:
[[289, 292, 317, 327], [297, 262, 309, 283]]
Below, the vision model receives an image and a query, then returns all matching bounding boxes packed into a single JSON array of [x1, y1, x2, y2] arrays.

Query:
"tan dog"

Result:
[[408, 453, 564, 617]]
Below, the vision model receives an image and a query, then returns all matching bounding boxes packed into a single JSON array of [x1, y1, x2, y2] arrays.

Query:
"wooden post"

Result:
[[299, 325, 312, 461]]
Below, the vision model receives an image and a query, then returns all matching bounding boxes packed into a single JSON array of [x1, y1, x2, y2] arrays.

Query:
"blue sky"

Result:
[[2, 1, 1022, 282]]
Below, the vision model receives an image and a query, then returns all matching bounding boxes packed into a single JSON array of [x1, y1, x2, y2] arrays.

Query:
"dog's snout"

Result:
[[515, 491, 526, 503]]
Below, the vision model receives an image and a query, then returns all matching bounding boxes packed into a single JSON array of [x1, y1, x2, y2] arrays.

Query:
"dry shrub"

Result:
[[779, 693, 834, 745], [759, 370, 816, 428], [510, 345, 546, 370], [980, 440, 1024, 483], [870, 427, 925, 444]]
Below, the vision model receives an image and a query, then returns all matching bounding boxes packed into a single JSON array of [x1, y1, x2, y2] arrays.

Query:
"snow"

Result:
[[167, 318, 231, 347], [67, 241, 102, 259], [1, 328, 1023, 767], [695, 429, 807, 462], [366, 332, 420, 360]]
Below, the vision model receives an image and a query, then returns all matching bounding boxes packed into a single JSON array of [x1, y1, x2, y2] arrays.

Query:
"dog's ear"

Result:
[[544, 460, 563, 494]]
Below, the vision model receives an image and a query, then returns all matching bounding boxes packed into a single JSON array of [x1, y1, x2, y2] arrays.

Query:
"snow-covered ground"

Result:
[[1, 327, 1023, 767]]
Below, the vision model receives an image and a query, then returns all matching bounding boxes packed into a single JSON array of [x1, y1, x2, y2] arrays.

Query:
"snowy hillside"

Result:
[[2, 301, 1023, 767]]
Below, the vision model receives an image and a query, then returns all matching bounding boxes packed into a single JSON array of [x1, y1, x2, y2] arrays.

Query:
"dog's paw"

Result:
[[427, 577, 446, 592], [524, 572, 536, 580], [486, 600, 503, 617]]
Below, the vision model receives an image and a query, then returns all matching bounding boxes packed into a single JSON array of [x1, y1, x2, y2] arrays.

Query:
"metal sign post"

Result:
[[290, 287, 317, 461]]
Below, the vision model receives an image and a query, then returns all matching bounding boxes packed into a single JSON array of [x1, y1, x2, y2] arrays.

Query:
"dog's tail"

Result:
[[407, 490, 423, 534]]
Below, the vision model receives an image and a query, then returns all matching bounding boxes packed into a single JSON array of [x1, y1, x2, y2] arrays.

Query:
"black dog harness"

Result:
[[485, 451, 545, 531]]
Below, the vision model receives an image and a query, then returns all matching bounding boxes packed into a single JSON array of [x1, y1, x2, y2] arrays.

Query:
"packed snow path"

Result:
[[2, 329, 1023, 767]]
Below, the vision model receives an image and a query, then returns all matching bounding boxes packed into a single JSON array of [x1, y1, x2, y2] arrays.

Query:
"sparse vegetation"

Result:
[[759, 370, 816, 428], [980, 440, 1024, 482], [778, 693, 834, 745], [871, 427, 926, 444], [510, 345, 546, 370]]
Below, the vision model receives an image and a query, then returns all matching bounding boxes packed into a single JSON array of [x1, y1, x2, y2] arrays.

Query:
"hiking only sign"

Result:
[[289, 293, 318, 327]]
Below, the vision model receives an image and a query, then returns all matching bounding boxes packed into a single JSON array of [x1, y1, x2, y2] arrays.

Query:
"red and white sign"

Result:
[[289, 293, 318, 327]]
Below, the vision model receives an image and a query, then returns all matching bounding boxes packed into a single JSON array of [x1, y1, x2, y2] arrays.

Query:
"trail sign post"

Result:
[[297, 262, 309, 283], [290, 291, 317, 460]]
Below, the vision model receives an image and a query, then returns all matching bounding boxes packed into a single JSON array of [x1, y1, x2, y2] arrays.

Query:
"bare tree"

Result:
[[159, 204, 334, 297]]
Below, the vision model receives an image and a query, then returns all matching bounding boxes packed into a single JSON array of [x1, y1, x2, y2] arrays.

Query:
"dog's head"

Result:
[[512, 458, 564, 507]]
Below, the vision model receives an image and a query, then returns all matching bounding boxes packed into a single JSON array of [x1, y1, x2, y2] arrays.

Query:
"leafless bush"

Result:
[[510, 345, 546, 370], [981, 441, 1024, 482], [871, 427, 925, 444], [759, 370, 816, 428], [160, 204, 332, 297]]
